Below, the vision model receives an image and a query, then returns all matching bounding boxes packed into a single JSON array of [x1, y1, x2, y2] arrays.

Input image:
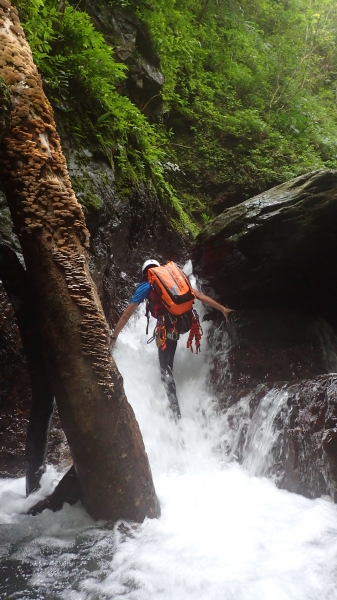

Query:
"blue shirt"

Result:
[[129, 281, 151, 304]]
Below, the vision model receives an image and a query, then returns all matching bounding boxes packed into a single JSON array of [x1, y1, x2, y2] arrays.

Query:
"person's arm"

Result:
[[110, 302, 138, 349], [192, 288, 234, 322], [110, 281, 151, 349]]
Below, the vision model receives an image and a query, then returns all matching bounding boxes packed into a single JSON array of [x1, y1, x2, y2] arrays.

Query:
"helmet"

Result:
[[141, 259, 160, 274]]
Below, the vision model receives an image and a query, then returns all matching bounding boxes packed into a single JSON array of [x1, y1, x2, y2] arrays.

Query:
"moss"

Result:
[[178, 191, 213, 226], [70, 172, 103, 215], [83, 191, 102, 211], [169, 195, 199, 238]]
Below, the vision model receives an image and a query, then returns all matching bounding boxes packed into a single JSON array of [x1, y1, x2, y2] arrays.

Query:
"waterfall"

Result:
[[1, 298, 337, 599], [242, 388, 289, 476]]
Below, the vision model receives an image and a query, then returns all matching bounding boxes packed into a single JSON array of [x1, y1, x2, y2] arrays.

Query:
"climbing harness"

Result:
[[147, 315, 179, 351], [186, 309, 203, 353], [147, 309, 202, 353], [156, 317, 167, 350]]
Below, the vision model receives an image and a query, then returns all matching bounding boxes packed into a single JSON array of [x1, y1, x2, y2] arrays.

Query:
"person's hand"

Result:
[[110, 336, 117, 351], [221, 306, 234, 322]]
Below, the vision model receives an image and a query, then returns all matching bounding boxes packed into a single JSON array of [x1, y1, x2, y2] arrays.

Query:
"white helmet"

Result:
[[141, 259, 160, 274]]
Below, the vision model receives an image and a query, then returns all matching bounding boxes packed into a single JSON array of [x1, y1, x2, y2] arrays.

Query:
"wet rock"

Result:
[[0, 76, 11, 142], [213, 369, 337, 499], [195, 171, 337, 500], [193, 169, 337, 327], [69, 0, 164, 118], [205, 305, 337, 499], [209, 309, 337, 406], [279, 375, 337, 499], [58, 143, 190, 326]]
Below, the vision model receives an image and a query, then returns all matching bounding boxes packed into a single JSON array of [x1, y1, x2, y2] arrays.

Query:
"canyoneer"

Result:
[[110, 260, 233, 419]]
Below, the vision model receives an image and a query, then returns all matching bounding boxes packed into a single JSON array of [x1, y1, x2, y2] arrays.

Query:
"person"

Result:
[[110, 259, 233, 419]]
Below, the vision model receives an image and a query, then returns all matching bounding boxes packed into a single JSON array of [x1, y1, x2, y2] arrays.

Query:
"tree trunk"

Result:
[[0, 1, 160, 522], [0, 243, 55, 494]]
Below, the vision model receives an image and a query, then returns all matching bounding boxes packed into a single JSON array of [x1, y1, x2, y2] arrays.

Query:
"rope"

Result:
[[146, 316, 167, 350], [186, 311, 203, 353]]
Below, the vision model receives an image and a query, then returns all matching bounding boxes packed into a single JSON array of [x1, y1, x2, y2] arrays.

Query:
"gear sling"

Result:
[[146, 261, 203, 353]]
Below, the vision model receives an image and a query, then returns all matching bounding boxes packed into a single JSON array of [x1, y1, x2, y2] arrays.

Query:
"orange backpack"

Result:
[[147, 261, 195, 316]]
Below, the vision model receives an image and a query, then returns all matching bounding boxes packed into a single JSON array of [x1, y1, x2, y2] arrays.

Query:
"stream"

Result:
[[1, 297, 337, 599]]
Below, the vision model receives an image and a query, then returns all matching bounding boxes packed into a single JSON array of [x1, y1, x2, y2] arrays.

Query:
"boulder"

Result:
[[208, 309, 337, 407], [280, 375, 337, 500], [193, 170, 337, 327]]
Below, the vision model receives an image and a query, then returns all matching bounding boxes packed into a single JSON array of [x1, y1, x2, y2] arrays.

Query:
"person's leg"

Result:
[[158, 339, 181, 419]]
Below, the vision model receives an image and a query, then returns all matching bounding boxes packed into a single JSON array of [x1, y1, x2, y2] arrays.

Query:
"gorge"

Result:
[[1, 0, 337, 597]]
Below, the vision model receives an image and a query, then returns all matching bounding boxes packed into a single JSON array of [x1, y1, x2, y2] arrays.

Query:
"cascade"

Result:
[[1, 294, 337, 599]]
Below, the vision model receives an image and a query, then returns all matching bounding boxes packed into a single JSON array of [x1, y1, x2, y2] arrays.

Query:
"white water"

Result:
[[1, 301, 337, 599]]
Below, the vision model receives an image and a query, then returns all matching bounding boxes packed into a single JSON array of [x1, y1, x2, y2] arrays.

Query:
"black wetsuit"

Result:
[[158, 338, 181, 419]]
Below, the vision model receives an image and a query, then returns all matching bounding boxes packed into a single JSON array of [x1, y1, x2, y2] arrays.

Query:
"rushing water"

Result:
[[1, 299, 337, 599]]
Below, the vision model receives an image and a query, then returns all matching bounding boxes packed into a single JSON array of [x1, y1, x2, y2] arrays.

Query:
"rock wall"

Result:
[[193, 170, 337, 326], [193, 170, 337, 500]]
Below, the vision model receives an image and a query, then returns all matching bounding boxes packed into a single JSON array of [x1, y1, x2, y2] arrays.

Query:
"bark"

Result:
[[0, 1, 160, 522], [0, 243, 54, 494]]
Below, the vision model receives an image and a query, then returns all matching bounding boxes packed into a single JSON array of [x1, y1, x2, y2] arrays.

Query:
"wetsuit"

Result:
[[130, 282, 182, 419], [157, 336, 180, 419]]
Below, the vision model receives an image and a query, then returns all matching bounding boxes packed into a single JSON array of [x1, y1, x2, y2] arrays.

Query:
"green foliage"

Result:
[[15, 0, 59, 61], [133, 0, 337, 205], [15, 0, 337, 233], [16, 0, 197, 234], [17, 1, 150, 165]]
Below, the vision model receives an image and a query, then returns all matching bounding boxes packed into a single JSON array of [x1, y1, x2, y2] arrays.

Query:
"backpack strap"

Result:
[[145, 299, 150, 335]]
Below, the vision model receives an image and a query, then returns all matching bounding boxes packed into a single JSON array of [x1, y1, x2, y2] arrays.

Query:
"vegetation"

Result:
[[15, 0, 337, 230], [132, 0, 337, 208]]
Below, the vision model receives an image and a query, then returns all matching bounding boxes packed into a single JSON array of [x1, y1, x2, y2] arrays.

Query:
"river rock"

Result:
[[204, 305, 337, 501], [223, 374, 337, 500]]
